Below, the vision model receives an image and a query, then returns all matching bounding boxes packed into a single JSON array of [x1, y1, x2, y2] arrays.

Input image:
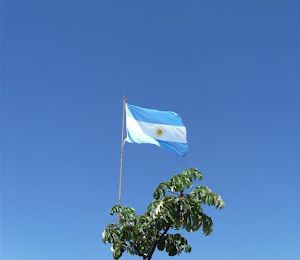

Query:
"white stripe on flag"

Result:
[[136, 121, 187, 143], [126, 108, 159, 145]]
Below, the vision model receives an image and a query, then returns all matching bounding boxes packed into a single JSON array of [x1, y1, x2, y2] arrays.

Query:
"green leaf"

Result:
[[153, 189, 159, 200], [168, 245, 178, 256], [157, 237, 166, 251], [185, 245, 192, 253]]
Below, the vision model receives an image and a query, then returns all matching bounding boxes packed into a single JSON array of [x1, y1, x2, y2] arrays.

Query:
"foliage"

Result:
[[102, 168, 225, 259]]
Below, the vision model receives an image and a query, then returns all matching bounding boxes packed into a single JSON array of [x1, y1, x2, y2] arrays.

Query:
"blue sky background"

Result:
[[1, 1, 300, 259]]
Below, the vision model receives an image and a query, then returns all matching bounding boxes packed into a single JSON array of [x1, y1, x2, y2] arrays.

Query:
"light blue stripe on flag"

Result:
[[157, 141, 188, 157], [126, 103, 184, 126], [125, 103, 188, 156]]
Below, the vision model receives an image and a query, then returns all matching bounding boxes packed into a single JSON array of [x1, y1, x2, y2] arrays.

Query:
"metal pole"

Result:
[[118, 96, 126, 207]]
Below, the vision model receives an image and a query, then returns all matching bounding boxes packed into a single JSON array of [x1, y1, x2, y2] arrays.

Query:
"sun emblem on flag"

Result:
[[155, 127, 164, 137]]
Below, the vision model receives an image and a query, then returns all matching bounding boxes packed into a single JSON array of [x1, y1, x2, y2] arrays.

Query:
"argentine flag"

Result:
[[125, 103, 188, 156]]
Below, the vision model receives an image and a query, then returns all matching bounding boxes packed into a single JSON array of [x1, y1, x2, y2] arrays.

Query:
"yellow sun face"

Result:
[[156, 128, 163, 137]]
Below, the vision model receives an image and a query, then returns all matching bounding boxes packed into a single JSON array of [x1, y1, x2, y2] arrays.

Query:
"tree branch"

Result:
[[145, 225, 171, 260]]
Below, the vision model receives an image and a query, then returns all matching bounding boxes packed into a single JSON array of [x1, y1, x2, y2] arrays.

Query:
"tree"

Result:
[[102, 168, 225, 259]]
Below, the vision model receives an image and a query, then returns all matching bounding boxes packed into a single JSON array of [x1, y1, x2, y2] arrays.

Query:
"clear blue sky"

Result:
[[1, 1, 300, 259]]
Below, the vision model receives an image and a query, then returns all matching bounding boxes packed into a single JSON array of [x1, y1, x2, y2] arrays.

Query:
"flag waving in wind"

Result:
[[125, 103, 188, 156]]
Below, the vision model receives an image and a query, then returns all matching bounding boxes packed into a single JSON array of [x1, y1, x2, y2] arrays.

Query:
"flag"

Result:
[[125, 103, 188, 156]]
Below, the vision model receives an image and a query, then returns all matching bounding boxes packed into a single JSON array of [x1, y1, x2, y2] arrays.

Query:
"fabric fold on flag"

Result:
[[125, 103, 188, 156]]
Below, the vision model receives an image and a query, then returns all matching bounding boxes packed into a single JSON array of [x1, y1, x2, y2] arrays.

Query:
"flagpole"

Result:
[[118, 96, 126, 208]]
